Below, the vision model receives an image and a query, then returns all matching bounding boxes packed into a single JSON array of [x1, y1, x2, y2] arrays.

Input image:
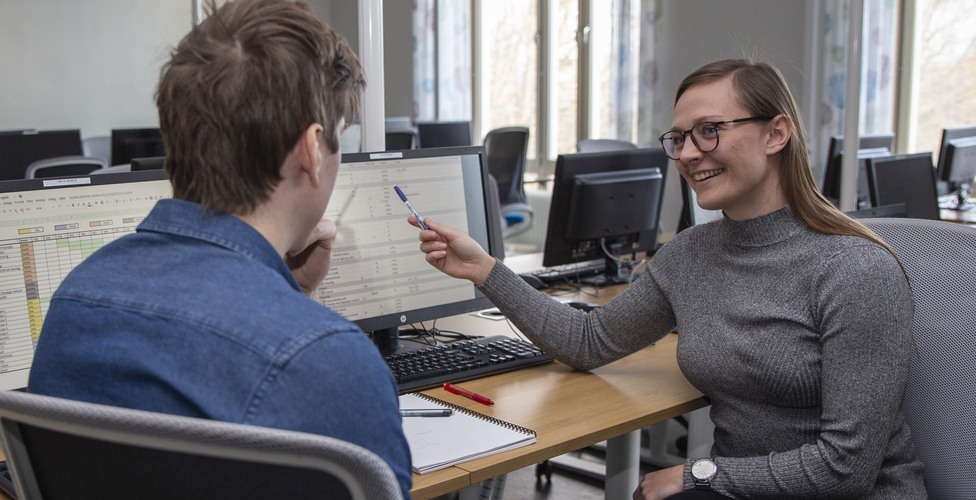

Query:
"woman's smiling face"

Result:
[[670, 76, 788, 221]]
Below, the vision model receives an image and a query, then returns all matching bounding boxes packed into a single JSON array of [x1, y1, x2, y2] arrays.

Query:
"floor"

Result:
[[438, 444, 667, 500], [503, 454, 617, 500]]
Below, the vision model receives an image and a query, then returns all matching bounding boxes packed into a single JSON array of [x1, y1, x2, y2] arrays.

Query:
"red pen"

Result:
[[444, 383, 495, 406]]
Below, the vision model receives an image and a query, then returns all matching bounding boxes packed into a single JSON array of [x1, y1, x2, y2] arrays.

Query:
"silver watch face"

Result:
[[692, 459, 717, 480]]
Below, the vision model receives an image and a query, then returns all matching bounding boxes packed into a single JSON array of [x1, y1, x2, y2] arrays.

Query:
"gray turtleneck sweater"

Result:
[[478, 207, 926, 499]]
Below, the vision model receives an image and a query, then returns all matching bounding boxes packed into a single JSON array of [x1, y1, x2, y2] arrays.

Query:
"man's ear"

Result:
[[297, 123, 324, 187], [765, 114, 792, 156]]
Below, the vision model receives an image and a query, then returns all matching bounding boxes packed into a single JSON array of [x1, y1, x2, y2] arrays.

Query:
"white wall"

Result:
[[0, 1, 810, 140], [0, 1, 192, 138], [651, 0, 812, 136]]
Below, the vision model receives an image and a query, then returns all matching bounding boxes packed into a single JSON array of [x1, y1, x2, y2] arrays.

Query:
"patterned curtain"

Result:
[[636, 0, 661, 148], [413, 0, 471, 122], [815, 0, 899, 177]]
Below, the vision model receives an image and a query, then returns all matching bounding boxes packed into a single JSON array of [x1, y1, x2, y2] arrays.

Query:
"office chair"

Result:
[[576, 138, 637, 153], [863, 217, 976, 499], [0, 390, 403, 500], [82, 135, 111, 165], [483, 126, 533, 238], [24, 156, 107, 179]]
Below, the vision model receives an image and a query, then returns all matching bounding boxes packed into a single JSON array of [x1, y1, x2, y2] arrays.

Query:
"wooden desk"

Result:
[[941, 208, 976, 225], [407, 283, 706, 499]]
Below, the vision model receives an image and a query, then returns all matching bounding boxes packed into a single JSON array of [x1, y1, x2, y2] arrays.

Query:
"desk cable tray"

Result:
[[386, 335, 553, 393]]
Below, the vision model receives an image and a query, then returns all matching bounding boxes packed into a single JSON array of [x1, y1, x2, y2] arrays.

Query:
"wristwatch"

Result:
[[691, 458, 718, 490]]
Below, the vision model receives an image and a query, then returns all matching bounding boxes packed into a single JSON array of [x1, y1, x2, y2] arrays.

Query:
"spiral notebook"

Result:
[[399, 393, 537, 474]]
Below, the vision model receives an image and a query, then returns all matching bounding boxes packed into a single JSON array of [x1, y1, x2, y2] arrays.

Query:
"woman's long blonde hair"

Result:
[[676, 59, 896, 254]]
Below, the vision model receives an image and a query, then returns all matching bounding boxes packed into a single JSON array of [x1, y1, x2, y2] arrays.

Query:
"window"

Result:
[[415, 0, 650, 177], [908, 0, 976, 155]]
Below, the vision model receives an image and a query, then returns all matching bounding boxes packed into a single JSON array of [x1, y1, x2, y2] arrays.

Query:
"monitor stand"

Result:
[[371, 327, 401, 357], [579, 253, 636, 287]]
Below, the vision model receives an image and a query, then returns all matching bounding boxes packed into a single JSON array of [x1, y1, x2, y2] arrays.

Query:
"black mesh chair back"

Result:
[[0, 391, 403, 500], [484, 127, 533, 237], [484, 127, 530, 207]]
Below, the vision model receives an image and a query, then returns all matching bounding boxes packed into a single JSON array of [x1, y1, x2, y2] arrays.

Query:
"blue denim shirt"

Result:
[[29, 198, 413, 498]]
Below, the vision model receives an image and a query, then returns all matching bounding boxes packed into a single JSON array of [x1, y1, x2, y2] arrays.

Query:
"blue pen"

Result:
[[393, 185, 430, 230]]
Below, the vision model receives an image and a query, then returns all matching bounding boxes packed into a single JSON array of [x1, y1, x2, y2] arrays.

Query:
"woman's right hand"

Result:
[[410, 216, 496, 285]]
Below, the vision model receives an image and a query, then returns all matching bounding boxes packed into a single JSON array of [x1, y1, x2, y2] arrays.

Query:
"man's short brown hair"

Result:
[[155, 0, 365, 215]]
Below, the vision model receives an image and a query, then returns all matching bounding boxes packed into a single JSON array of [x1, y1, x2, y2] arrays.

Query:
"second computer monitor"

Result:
[[543, 148, 669, 272], [866, 152, 941, 220], [416, 121, 473, 149], [111, 128, 165, 166], [0, 129, 83, 181], [0, 170, 171, 390]]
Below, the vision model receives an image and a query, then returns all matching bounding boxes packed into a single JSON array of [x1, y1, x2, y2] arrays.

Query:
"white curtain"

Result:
[[413, 1, 471, 122], [815, 0, 899, 176]]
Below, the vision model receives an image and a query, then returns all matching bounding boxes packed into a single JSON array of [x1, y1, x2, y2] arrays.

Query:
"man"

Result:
[[28, 0, 412, 496]]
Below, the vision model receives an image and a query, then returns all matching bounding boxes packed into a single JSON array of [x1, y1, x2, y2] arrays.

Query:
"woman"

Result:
[[411, 59, 926, 499]]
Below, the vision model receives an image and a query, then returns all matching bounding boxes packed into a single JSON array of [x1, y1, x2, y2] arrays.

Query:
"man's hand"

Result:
[[286, 219, 337, 297]]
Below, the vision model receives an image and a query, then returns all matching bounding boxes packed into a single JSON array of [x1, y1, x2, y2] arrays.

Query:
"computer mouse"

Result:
[[565, 301, 597, 312]]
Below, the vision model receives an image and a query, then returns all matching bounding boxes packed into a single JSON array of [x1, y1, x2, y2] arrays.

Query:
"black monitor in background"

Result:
[[822, 147, 892, 209], [866, 152, 941, 220], [935, 124, 976, 183], [677, 177, 724, 232], [822, 134, 894, 195], [824, 134, 895, 172], [111, 128, 165, 166], [0, 169, 172, 391], [0, 129, 83, 181], [318, 146, 503, 356], [940, 137, 976, 210], [845, 203, 908, 219], [416, 121, 473, 149], [543, 148, 669, 282], [130, 156, 166, 171]]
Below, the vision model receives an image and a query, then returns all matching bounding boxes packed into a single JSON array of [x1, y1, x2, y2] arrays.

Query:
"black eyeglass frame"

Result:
[[658, 115, 776, 160]]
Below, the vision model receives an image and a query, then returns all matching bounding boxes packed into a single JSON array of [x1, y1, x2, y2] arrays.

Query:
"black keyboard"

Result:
[[521, 259, 606, 285], [386, 335, 553, 393]]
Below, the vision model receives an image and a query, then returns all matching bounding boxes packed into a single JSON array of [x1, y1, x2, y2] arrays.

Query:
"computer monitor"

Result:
[[416, 121, 473, 149], [940, 137, 976, 209], [0, 129, 83, 181], [542, 148, 669, 282], [822, 147, 892, 209], [822, 134, 894, 199], [866, 152, 941, 220], [316, 146, 503, 356], [935, 124, 976, 184], [111, 128, 166, 166], [0, 170, 171, 390]]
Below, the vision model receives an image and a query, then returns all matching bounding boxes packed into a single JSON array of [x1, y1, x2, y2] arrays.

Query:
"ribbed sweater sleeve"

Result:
[[479, 207, 925, 499]]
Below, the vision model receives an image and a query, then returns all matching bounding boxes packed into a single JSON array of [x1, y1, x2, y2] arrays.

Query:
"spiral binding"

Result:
[[413, 392, 536, 437]]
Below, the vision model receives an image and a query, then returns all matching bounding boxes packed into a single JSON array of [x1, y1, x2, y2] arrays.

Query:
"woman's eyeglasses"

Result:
[[658, 115, 774, 160]]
